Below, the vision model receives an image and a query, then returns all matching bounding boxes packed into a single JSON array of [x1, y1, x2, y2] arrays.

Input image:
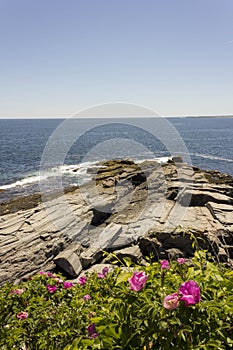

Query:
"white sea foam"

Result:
[[178, 152, 233, 163], [2, 154, 231, 192], [0, 161, 101, 191], [59, 161, 100, 174], [0, 174, 48, 190], [190, 153, 233, 163]]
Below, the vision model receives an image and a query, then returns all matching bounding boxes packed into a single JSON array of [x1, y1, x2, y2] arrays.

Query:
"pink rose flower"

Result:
[[128, 271, 148, 291], [177, 258, 186, 264], [160, 260, 170, 269], [46, 285, 57, 293], [163, 292, 180, 310], [47, 272, 56, 278], [98, 267, 109, 278], [179, 280, 201, 306], [87, 323, 99, 338], [10, 288, 24, 295], [63, 281, 73, 289], [78, 276, 87, 285], [83, 294, 91, 301], [39, 271, 46, 275], [17, 311, 28, 320], [54, 277, 64, 284]]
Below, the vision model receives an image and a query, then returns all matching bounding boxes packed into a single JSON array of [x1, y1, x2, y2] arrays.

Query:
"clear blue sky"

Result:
[[0, 0, 233, 117]]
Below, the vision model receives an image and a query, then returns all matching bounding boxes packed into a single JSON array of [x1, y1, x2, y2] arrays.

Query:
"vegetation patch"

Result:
[[0, 251, 233, 349]]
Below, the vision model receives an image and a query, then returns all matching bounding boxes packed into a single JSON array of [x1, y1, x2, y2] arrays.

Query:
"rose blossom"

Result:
[[54, 277, 64, 284], [128, 271, 148, 291], [87, 323, 99, 338], [78, 276, 87, 285], [98, 267, 109, 278], [163, 293, 179, 310], [177, 258, 186, 264], [17, 311, 28, 320], [46, 285, 57, 293], [47, 272, 56, 278], [160, 260, 170, 269], [63, 281, 73, 289], [10, 288, 24, 295], [83, 294, 91, 301], [179, 280, 201, 306]]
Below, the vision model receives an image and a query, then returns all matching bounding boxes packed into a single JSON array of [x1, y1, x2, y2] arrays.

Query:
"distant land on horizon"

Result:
[[178, 115, 233, 118], [0, 115, 233, 119]]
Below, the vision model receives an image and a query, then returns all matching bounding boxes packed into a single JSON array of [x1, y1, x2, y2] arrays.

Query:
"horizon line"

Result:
[[0, 114, 233, 119]]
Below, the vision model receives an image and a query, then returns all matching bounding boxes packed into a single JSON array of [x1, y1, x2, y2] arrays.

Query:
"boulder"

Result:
[[80, 223, 122, 268], [105, 245, 142, 264], [54, 249, 82, 277], [80, 247, 103, 269], [165, 248, 184, 260]]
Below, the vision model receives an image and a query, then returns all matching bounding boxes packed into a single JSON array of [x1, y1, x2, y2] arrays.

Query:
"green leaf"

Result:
[[104, 325, 121, 339], [89, 317, 104, 324], [115, 271, 132, 285]]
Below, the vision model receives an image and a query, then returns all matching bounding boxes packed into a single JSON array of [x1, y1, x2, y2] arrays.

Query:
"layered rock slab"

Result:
[[0, 159, 232, 285]]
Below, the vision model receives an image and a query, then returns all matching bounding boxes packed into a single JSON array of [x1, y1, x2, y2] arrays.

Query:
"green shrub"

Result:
[[0, 250, 233, 349]]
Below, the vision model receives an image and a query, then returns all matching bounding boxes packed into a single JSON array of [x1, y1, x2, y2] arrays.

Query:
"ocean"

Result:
[[0, 117, 232, 203]]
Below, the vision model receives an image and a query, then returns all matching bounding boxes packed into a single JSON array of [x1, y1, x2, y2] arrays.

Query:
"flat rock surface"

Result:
[[0, 159, 232, 285]]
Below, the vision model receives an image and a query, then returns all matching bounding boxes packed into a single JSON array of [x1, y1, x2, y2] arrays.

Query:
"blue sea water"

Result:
[[0, 117, 232, 202]]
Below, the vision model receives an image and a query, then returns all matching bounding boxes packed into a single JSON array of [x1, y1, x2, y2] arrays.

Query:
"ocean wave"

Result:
[[0, 174, 48, 190], [59, 161, 101, 174], [137, 156, 173, 164], [190, 153, 233, 163], [0, 161, 103, 191]]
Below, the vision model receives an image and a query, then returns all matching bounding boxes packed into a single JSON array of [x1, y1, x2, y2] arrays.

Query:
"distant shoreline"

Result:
[[0, 115, 233, 120], [175, 115, 233, 119]]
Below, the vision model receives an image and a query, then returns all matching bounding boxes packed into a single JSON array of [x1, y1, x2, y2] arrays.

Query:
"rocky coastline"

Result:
[[0, 159, 232, 286]]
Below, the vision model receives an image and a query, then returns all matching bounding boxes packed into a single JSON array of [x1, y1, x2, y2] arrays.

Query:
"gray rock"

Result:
[[105, 245, 142, 264], [218, 247, 229, 262], [0, 160, 233, 285], [80, 223, 122, 268], [80, 247, 103, 268], [139, 236, 161, 259], [179, 190, 231, 207], [106, 232, 137, 250], [172, 156, 183, 163], [64, 242, 83, 254], [166, 248, 184, 260], [94, 223, 122, 249], [54, 250, 82, 277], [206, 202, 233, 225]]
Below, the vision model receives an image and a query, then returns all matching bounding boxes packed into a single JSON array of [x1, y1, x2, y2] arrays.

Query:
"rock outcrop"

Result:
[[0, 159, 232, 285]]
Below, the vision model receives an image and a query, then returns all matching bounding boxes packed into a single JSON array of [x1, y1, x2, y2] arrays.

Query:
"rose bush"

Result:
[[0, 250, 233, 349]]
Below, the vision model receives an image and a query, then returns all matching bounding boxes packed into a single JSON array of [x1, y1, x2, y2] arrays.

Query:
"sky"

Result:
[[0, 0, 233, 118]]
